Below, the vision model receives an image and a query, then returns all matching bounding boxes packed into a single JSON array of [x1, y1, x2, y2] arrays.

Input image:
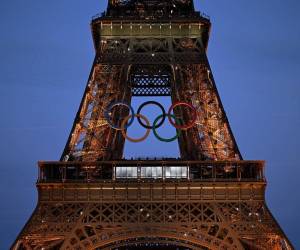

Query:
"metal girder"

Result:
[[13, 193, 291, 250]]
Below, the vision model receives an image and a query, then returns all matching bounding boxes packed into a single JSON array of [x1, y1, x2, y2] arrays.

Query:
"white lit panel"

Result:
[[116, 167, 138, 179], [165, 166, 188, 178], [141, 167, 163, 178]]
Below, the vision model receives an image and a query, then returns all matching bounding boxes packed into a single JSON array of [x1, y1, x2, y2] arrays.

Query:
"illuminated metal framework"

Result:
[[12, 0, 293, 249]]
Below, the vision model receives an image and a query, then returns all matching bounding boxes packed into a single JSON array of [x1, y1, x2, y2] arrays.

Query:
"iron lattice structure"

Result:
[[12, 1, 293, 249]]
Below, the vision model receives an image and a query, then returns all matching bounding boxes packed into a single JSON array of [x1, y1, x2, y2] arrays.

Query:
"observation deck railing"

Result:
[[91, 11, 209, 22], [38, 160, 265, 183]]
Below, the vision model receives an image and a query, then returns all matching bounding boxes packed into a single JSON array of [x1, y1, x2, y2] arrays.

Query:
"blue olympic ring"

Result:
[[104, 101, 135, 130]]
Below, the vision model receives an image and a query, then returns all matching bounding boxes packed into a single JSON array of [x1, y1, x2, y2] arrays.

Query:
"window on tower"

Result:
[[115, 166, 188, 179]]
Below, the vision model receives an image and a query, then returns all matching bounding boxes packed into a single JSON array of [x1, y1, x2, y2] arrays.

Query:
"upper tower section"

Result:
[[107, 0, 196, 19], [91, 0, 211, 52]]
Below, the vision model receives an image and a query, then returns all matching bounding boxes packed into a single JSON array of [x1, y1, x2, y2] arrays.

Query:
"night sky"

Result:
[[0, 0, 299, 249]]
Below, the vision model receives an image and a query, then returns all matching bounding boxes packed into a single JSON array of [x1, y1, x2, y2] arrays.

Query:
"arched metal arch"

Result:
[[87, 232, 213, 250], [62, 225, 241, 249], [99, 236, 208, 250]]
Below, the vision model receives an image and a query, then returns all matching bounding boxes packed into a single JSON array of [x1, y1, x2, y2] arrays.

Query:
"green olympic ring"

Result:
[[152, 114, 182, 142]]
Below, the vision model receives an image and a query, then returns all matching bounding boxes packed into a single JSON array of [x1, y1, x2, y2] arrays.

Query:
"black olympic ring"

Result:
[[137, 101, 166, 129]]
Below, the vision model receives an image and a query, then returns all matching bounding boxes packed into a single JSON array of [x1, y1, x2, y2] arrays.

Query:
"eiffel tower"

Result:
[[12, 1, 293, 249]]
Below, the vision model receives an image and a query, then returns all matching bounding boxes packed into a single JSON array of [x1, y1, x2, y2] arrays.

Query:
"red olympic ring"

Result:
[[121, 114, 151, 143], [168, 101, 197, 130]]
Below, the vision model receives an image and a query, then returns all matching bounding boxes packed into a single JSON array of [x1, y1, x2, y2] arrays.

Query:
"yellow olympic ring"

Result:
[[121, 114, 151, 143]]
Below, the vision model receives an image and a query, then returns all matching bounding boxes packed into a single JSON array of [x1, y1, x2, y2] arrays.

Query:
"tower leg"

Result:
[[61, 63, 131, 162], [172, 63, 241, 161]]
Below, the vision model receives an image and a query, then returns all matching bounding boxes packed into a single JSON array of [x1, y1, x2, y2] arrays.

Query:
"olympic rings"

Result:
[[104, 100, 197, 142], [137, 101, 166, 129], [168, 101, 197, 130], [121, 114, 151, 143], [152, 114, 182, 142], [104, 101, 135, 130]]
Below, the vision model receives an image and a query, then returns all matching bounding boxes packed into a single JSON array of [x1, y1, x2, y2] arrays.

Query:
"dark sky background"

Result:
[[0, 0, 299, 249]]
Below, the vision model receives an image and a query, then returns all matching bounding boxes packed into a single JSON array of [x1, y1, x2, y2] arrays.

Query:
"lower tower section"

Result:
[[12, 160, 292, 250]]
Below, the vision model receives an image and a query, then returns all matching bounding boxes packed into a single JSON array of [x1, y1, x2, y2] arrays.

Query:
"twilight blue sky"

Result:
[[0, 0, 299, 249]]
